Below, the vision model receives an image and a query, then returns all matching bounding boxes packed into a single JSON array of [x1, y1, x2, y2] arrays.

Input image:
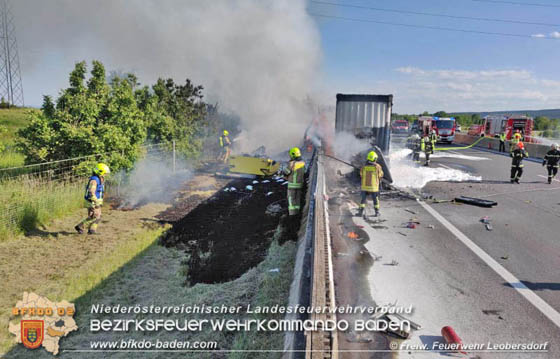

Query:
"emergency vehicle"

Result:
[[432, 117, 456, 143], [482, 115, 533, 140]]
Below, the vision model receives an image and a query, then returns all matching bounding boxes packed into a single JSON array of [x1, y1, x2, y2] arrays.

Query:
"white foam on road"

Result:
[[388, 149, 481, 189], [431, 151, 489, 161]]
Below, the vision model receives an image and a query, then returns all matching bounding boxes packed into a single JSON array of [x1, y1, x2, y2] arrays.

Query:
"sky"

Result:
[[9, 0, 560, 115]]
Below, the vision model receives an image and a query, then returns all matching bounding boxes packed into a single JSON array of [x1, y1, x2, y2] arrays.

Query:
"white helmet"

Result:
[[553, 143, 559, 150]]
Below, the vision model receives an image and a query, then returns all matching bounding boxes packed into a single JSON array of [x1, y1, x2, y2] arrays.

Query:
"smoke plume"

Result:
[[13, 0, 322, 153]]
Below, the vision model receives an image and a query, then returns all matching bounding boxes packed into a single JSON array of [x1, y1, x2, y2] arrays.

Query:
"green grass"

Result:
[[0, 108, 36, 169], [0, 178, 84, 239]]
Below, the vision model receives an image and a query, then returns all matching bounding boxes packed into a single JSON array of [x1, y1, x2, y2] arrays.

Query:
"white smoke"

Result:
[[14, 0, 322, 153], [388, 148, 481, 189]]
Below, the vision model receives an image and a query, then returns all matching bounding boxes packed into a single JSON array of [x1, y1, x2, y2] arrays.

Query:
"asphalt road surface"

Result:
[[326, 144, 560, 358]]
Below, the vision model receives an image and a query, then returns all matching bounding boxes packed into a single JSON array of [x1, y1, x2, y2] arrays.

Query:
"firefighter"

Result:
[[75, 163, 110, 235], [412, 133, 422, 163], [543, 143, 560, 184], [429, 129, 438, 149], [358, 150, 384, 218], [283, 147, 306, 216], [510, 130, 522, 152], [421, 135, 433, 166], [499, 132, 506, 152], [218, 130, 232, 163], [510, 142, 528, 184]]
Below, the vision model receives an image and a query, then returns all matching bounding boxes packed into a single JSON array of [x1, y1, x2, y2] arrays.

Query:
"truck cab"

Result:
[[432, 117, 456, 143]]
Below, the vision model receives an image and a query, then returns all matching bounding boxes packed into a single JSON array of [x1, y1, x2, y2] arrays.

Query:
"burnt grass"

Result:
[[161, 178, 293, 285]]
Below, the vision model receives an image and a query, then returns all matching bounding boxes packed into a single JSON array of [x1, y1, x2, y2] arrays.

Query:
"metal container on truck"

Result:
[[335, 94, 393, 184], [335, 94, 393, 153]]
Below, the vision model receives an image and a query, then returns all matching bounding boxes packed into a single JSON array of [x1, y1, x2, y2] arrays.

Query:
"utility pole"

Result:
[[0, 0, 23, 107]]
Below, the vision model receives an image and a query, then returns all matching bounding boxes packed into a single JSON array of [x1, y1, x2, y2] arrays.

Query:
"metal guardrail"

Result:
[[305, 152, 338, 359]]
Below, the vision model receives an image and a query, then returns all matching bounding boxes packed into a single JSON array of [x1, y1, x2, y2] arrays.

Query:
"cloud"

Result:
[[530, 31, 560, 39], [392, 66, 560, 112]]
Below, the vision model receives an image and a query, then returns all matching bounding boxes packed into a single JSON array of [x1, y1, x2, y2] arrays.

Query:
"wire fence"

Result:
[[0, 142, 184, 237]]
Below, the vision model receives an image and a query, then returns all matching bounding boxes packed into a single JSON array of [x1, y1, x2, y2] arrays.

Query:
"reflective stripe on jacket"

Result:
[[544, 149, 560, 167], [360, 162, 383, 192], [285, 160, 305, 189], [511, 149, 528, 167], [219, 135, 230, 147]]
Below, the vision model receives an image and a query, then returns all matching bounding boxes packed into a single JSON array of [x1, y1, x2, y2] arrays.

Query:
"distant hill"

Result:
[[452, 109, 560, 118]]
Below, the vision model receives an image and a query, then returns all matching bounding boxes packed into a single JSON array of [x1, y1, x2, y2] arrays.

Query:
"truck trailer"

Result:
[[334, 94, 393, 184]]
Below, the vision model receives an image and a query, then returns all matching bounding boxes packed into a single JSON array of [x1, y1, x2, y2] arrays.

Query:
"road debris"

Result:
[[347, 231, 359, 239], [404, 208, 416, 214], [406, 222, 417, 229], [245, 185, 253, 191], [387, 259, 399, 266], [501, 255, 509, 260], [455, 196, 497, 207], [427, 224, 435, 229], [441, 326, 467, 354], [398, 232, 407, 236], [480, 216, 493, 231]]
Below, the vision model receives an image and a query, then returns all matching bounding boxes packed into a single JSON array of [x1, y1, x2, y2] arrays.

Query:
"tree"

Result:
[[17, 61, 146, 171]]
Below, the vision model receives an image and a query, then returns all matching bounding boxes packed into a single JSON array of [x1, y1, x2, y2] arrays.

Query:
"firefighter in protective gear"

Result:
[[421, 135, 433, 166], [543, 143, 560, 184], [406, 134, 422, 163], [499, 132, 506, 152], [218, 130, 232, 163], [429, 129, 438, 148], [510, 142, 528, 184], [511, 130, 522, 152], [283, 147, 305, 216], [75, 163, 110, 234], [358, 151, 384, 218]]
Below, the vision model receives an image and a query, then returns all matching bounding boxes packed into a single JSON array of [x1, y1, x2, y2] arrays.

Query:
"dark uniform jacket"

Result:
[[511, 148, 529, 167], [544, 149, 560, 167]]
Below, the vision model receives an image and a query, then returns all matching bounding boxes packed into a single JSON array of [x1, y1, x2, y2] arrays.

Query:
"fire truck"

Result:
[[482, 115, 533, 140], [416, 116, 456, 143]]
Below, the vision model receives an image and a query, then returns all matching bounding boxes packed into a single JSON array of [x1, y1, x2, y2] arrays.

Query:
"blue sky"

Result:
[[10, 0, 560, 115], [309, 0, 560, 113]]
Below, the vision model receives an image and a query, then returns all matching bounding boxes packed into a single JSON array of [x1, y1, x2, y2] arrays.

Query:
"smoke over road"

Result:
[[14, 0, 322, 153]]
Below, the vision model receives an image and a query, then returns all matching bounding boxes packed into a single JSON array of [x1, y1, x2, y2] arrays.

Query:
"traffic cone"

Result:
[[441, 326, 466, 354]]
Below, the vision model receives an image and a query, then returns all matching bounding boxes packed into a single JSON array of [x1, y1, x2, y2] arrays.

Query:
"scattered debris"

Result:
[[406, 222, 417, 229], [501, 255, 509, 260], [404, 208, 416, 214], [409, 218, 421, 224], [485, 223, 493, 231], [427, 224, 435, 229], [246, 185, 253, 191], [480, 216, 490, 224], [455, 196, 497, 208], [482, 310, 504, 320], [398, 232, 407, 237], [347, 231, 359, 239], [441, 326, 466, 354], [386, 259, 399, 266]]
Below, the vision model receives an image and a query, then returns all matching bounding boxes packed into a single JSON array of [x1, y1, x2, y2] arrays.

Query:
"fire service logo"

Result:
[[9, 292, 78, 355], [21, 320, 44, 349]]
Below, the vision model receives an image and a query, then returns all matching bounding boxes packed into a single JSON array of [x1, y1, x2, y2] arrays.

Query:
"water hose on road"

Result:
[[434, 135, 486, 151]]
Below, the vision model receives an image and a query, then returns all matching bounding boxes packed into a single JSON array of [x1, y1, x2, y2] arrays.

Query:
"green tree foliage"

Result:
[[17, 61, 145, 171], [0, 125, 6, 153]]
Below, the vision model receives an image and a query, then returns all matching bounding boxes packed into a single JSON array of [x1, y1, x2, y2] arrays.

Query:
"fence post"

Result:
[[172, 140, 176, 173]]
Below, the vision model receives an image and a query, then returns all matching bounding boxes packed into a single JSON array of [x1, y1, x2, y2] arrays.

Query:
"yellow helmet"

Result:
[[93, 163, 110, 176], [289, 147, 301, 159], [223, 130, 229, 136], [367, 151, 378, 162]]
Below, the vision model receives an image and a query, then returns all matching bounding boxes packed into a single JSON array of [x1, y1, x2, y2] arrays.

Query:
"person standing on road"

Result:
[[511, 130, 522, 152], [421, 135, 433, 166], [499, 132, 506, 152], [218, 130, 232, 163], [358, 151, 384, 218], [429, 129, 438, 149], [283, 147, 306, 216], [75, 163, 110, 235], [510, 142, 528, 184], [543, 143, 560, 184]]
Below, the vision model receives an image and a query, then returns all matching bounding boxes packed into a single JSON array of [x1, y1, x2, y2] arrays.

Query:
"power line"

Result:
[[310, 0, 560, 27], [308, 12, 560, 40], [471, 0, 560, 7]]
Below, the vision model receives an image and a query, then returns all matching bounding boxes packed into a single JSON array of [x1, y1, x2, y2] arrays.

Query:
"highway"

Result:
[[325, 143, 560, 358]]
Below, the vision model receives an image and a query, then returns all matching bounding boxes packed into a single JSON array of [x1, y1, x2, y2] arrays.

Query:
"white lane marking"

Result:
[[538, 174, 560, 183], [418, 200, 560, 328]]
